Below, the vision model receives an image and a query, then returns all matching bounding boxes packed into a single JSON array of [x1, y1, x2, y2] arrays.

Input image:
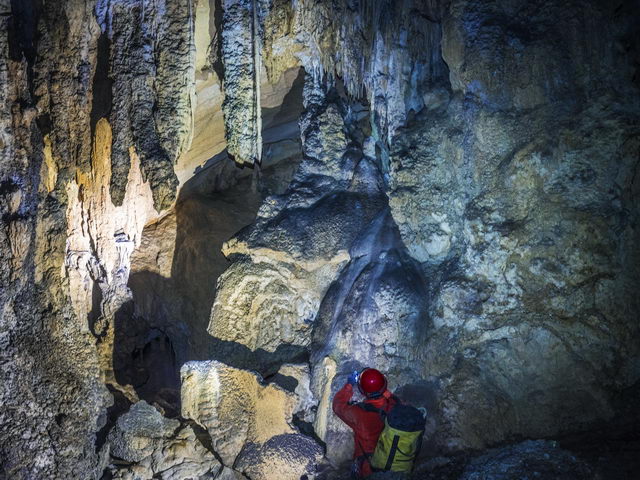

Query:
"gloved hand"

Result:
[[347, 370, 360, 386]]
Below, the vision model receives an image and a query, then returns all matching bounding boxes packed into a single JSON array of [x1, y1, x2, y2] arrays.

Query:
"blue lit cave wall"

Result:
[[0, 0, 639, 479]]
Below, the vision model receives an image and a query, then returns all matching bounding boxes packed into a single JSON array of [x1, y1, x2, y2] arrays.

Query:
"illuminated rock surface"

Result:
[[106, 400, 222, 479], [0, 0, 639, 479], [220, 0, 267, 166], [180, 360, 321, 478]]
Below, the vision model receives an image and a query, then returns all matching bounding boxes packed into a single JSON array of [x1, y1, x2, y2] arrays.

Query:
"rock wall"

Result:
[[1, 0, 310, 476], [205, 0, 640, 471], [0, 0, 110, 477], [387, 0, 640, 452], [1, 0, 639, 478]]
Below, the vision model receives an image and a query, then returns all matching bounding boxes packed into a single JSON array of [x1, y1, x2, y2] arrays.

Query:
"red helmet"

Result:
[[358, 368, 387, 397]]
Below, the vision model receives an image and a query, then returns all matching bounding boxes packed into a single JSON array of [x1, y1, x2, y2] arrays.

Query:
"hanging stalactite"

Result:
[[221, 0, 267, 167]]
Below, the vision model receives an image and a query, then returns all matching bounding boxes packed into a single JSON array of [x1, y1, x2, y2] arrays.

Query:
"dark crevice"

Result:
[[264, 372, 299, 392], [95, 385, 133, 454], [182, 419, 227, 466], [292, 413, 326, 453], [0, 179, 19, 196], [87, 279, 103, 336], [210, 0, 225, 82], [112, 303, 181, 418], [8, 0, 42, 96], [90, 31, 113, 136]]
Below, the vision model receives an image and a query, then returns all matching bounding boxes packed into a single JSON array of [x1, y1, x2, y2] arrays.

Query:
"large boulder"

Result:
[[106, 401, 222, 479], [180, 360, 321, 477], [235, 434, 323, 480]]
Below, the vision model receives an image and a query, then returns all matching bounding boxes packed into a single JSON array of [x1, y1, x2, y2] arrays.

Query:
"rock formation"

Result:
[[220, 0, 267, 166], [105, 401, 222, 480], [181, 360, 322, 478], [1, 0, 639, 479]]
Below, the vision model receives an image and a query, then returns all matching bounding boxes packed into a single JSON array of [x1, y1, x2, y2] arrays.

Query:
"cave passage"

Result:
[[109, 69, 306, 416]]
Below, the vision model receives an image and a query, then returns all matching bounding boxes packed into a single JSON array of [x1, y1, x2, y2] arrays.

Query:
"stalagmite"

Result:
[[180, 361, 322, 478]]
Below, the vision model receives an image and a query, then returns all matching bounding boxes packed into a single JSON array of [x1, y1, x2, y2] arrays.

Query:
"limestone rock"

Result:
[[101, 0, 195, 210], [65, 118, 157, 389], [235, 433, 323, 480], [384, 0, 640, 454], [285, 0, 448, 145], [180, 360, 306, 467], [276, 363, 317, 424], [0, 2, 112, 478], [108, 401, 180, 463], [216, 467, 247, 480], [207, 76, 386, 369], [178, 0, 304, 186], [221, 0, 269, 166], [107, 401, 222, 479]]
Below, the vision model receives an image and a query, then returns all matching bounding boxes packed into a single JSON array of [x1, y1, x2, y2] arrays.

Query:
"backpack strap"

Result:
[[356, 402, 387, 417]]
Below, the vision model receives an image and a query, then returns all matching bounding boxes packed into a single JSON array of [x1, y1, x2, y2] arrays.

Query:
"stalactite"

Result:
[[98, 0, 195, 211], [252, 0, 263, 165], [221, 0, 268, 167]]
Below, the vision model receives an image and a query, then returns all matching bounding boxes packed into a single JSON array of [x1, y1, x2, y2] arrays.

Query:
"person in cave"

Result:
[[332, 368, 398, 478]]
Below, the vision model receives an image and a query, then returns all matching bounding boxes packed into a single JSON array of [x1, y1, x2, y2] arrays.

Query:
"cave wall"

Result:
[[389, 0, 640, 451], [0, 0, 303, 477], [207, 0, 640, 468], [0, 0, 639, 478], [0, 0, 111, 477]]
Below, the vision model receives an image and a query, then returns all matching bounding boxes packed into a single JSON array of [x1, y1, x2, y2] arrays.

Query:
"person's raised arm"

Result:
[[332, 372, 360, 428]]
